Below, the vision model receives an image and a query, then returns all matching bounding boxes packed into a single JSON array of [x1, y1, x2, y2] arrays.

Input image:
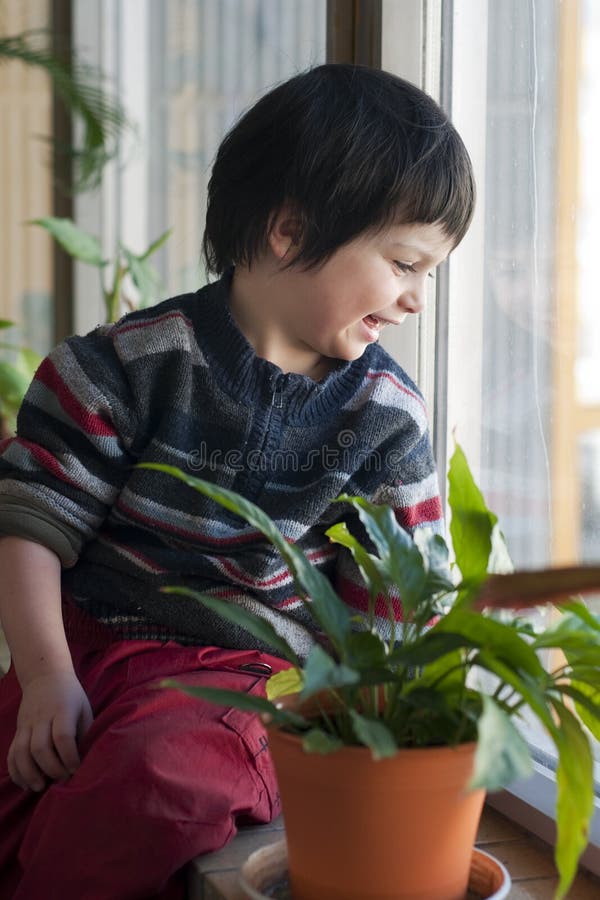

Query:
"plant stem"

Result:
[[105, 262, 127, 322]]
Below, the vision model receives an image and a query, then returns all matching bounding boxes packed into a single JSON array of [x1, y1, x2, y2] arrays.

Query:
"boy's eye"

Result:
[[393, 260, 417, 274], [392, 260, 435, 279]]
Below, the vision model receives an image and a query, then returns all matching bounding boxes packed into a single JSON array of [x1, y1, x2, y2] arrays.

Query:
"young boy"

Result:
[[0, 64, 474, 899]]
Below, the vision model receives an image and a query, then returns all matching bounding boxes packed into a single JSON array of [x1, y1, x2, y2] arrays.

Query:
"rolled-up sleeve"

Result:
[[0, 327, 138, 567]]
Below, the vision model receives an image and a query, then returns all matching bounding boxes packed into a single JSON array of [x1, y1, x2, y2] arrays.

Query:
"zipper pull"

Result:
[[271, 375, 284, 408]]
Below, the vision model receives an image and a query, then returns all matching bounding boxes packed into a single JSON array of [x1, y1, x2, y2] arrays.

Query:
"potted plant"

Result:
[[143, 446, 600, 900]]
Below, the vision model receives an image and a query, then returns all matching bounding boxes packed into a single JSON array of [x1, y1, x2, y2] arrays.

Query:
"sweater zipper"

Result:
[[271, 374, 284, 408]]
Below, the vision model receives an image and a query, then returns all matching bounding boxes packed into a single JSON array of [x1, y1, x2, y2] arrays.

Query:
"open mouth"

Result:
[[361, 314, 386, 342], [363, 314, 388, 331]]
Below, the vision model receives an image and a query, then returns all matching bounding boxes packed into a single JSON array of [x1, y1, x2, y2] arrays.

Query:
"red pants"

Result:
[[0, 601, 285, 899]]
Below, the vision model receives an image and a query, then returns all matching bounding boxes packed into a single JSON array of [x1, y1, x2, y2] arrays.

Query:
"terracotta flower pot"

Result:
[[266, 726, 485, 900]]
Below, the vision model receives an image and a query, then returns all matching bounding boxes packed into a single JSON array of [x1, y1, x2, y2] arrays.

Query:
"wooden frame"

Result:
[[51, 0, 74, 341], [327, 0, 382, 66]]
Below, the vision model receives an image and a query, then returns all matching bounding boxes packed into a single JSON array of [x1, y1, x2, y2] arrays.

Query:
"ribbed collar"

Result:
[[191, 270, 378, 426]]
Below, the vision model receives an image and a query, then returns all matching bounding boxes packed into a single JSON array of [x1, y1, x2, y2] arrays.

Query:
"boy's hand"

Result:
[[7, 670, 94, 792]]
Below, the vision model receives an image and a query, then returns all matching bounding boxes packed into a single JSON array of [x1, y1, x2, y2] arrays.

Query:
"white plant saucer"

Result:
[[239, 840, 511, 900]]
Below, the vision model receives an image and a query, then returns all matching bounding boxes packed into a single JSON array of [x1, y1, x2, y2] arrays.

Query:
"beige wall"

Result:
[[0, 0, 53, 327]]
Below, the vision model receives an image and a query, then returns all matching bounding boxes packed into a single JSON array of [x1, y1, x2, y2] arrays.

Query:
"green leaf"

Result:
[[433, 608, 547, 679], [300, 644, 359, 698], [420, 648, 467, 693], [389, 685, 478, 747], [391, 631, 470, 667], [488, 524, 514, 574], [161, 680, 307, 730], [335, 495, 427, 614], [0, 320, 15, 330], [532, 614, 600, 652], [0, 31, 130, 192], [160, 586, 300, 665], [563, 665, 600, 686], [138, 227, 173, 261], [325, 521, 387, 603], [266, 667, 303, 701], [0, 361, 30, 408], [349, 709, 398, 759], [413, 529, 456, 593], [469, 696, 533, 791], [141, 463, 351, 652], [448, 444, 496, 583], [558, 600, 600, 633], [29, 217, 105, 266], [18, 348, 42, 379], [559, 682, 600, 742], [472, 650, 557, 737], [345, 630, 388, 669], [122, 247, 162, 308], [552, 701, 595, 900], [302, 728, 344, 754]]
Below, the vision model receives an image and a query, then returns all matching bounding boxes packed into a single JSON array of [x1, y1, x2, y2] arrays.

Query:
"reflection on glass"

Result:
[[478, 0, 558, 568], [579, 431, 600, 566], [477, 0, 600, 571], [148, 0, 327, 293], [74, 0, 327, 329]]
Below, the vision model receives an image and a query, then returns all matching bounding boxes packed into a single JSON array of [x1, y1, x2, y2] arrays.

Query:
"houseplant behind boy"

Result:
[[144, 446, 600, 900]]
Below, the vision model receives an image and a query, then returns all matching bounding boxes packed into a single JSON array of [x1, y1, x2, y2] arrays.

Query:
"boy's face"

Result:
[[280, 221, 454, 365]]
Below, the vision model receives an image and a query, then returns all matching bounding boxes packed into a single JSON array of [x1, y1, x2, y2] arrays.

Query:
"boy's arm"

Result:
[[0, 536, 93, 792]]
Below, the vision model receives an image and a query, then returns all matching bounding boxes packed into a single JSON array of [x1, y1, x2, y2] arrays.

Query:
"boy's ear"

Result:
[[267, 207, 303, 261]]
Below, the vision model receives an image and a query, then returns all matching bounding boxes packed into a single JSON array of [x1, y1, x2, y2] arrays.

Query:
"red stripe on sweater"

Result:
[[338, 575, 440, 628], [116, 497, 263, 545], [396, 496, 443, 528], [366, 370, 426, 411], [36, 358, 118, 437], [276, 595, 303, 609], [218, 556, 290, 589], [101, 537, 167, 574], [13, 437, 78, 488], [217, 545, 335, 590], [189, 586, 304, 616], [117, 310, 193, 335], [337, 574, 405, 620]]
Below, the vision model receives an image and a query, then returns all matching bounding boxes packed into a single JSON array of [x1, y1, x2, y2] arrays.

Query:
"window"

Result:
[[73, 0, 327, 334], [68, 0, 600, 866], [439, 0, 600, 859]]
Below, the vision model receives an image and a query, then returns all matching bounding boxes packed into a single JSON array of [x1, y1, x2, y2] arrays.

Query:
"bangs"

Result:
[[203, 65, 475, 275]]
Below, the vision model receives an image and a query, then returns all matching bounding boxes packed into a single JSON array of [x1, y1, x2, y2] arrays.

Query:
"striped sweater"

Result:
[[0, 273, 443, 658]]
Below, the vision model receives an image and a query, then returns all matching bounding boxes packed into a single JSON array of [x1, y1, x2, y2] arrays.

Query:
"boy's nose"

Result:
[[397, 282, 426, 315]]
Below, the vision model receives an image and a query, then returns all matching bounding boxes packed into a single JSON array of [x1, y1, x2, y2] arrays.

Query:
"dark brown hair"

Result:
[[203, 64, 475, 274]]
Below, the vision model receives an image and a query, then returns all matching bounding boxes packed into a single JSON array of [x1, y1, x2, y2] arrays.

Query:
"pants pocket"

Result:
[[219, 674, 281, 823]]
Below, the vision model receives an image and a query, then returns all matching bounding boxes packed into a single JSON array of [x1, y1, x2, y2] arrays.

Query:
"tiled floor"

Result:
[[475, 807, 600, 899], [188, 805, 600, 899]]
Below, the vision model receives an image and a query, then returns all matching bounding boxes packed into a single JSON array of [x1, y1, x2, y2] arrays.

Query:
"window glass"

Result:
[[73, 0, 326, 332], [447, 0, 600, 574], [446, 0, 600, 783]]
